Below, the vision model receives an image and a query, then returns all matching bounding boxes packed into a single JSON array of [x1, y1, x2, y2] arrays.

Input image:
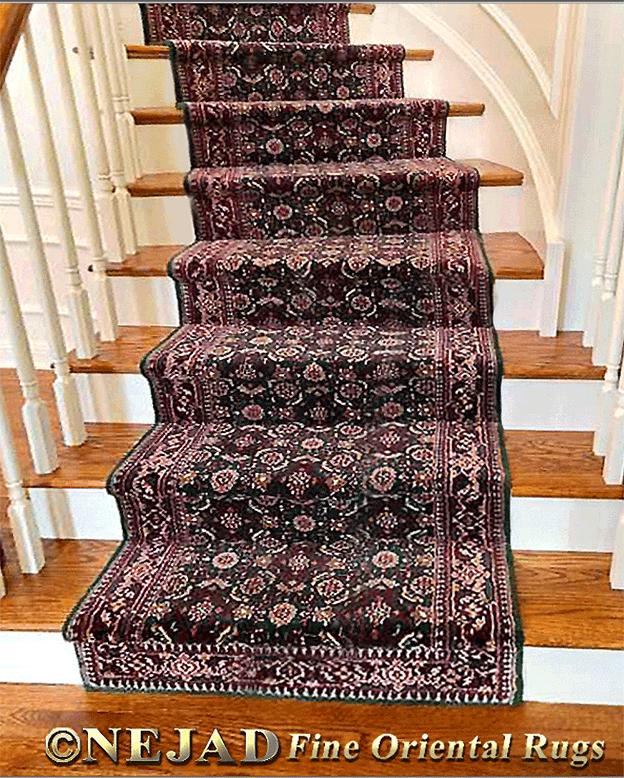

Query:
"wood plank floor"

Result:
[[1, 684, 621, 776], [1, 538, 622, 650], [104, 232, 544, 280], [126, 160, 523, 197]]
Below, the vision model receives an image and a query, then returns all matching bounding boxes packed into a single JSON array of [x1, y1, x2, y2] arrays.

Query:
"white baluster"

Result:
[[23, 22, 98, 360], [594, 240, 624, 457], [71, 3, 125, 263], [0, 88, 86, 447], [86, 4, 138, 256], [603, 357, 624, 485], [592, 157, 624, 365], [584, 77, 624, 349], [0, 569, 5, 598], [0, 380, 45, 574], [610, 505, 624, 590], [109, 3, 143, 179], [47, 4, 118, 342], [0, 226, 57, 474], [100, 4, 141, 182]]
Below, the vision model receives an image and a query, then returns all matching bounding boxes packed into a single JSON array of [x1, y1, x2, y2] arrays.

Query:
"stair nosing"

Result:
[[125, 43, 432, 61], [103, 232, 543, 281], [131, 101, 486, 125], [127, 159, 524, 198]]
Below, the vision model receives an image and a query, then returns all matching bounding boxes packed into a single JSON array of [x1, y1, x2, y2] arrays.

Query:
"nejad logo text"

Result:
[[45, 727, 606, 769]]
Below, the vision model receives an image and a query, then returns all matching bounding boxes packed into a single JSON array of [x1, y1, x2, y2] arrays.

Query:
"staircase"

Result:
[[0, 3, 622, 774]]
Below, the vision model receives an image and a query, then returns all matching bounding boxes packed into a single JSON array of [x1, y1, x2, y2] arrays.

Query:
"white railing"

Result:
[[0, 2, 138, 589]]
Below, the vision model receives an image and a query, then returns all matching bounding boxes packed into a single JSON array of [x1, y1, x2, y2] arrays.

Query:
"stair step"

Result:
[[1, 538, 621, 651], [131, 101, 485, 125], [0, 683, 621, 777], [16, 418, 620, 500], [351, 2, 376, 14], [68, 327, 598, 380], [127, 160, 524, 197], [104, 232, 542, 280], [126, 43, 432, 61]]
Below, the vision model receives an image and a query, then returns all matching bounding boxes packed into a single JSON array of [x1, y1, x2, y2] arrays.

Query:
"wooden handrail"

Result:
[[0, 3, 32, 90]]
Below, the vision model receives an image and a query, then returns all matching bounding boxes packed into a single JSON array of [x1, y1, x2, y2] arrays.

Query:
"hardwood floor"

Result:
[[0, 683, 621, 776]]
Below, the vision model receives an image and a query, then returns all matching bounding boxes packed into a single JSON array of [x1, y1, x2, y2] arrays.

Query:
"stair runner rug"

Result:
[[64, 3, 523, 705]]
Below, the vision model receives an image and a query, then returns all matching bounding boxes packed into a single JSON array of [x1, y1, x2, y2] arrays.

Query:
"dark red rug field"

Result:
[[64, 2, 522, 705]]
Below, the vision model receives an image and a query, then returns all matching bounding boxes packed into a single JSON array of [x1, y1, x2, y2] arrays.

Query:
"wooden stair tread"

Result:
[[351, 2, 376, 14], [2, 687, 620, 778], [105, 232, 542, 280], [16, 418, 621, 500], [131, 101, 485, 125], [0, 538, 621, 650], [126, 43, 431, 61], [497, 331, 604, 379], [127, 160, 523, 197], [2, 370, 617, 500], [68, 327, 597, 381], [483, 232, 543, 279]]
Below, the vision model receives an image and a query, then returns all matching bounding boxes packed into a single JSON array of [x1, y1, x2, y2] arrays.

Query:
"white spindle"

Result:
[[101, 4, 142, 181], [594, 239, 624, 457], [23, 22, 98, 360], [71, 3, 125, 263], [584, 78, 624, 349], [603, 350, 624, 485], [0, 568, 5, 598], [47, 4, 118, 342], [0, 87, 86, 447], [610, 505, 624, 590], [0, 380, 45, 574], [86, 4, 138, 256], [592, 157, 624, 365], [0, 226, 57, 474], [109, 3, 142, 179]]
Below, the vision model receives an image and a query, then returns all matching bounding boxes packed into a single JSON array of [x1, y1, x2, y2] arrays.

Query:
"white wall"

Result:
[[559, 2, 624, 330]]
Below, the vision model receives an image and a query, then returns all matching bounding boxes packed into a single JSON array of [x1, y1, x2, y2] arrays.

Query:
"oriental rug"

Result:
[[64, 2, 522, 705]]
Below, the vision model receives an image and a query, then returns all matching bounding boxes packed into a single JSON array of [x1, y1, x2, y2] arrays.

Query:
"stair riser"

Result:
[[28, 487, 622, 554], [136, 118, 495, 174], [109, 274, 543, 330], [2, 631, 622, 705], [72, 373, 602, 431], [130, 174, 524, 244]]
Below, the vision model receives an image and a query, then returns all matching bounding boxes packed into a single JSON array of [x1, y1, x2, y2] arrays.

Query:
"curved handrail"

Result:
[[0, 3, 32, 90]]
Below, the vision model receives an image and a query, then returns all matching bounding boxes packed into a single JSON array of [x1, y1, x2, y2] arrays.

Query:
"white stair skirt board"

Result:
[[28, 486, 622, 553], [0, 631, 621, 706], [73, 372, 602, 431]]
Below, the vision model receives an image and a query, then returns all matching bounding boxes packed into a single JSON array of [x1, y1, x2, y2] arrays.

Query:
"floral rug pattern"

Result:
[[65, 2, 522, 705]]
